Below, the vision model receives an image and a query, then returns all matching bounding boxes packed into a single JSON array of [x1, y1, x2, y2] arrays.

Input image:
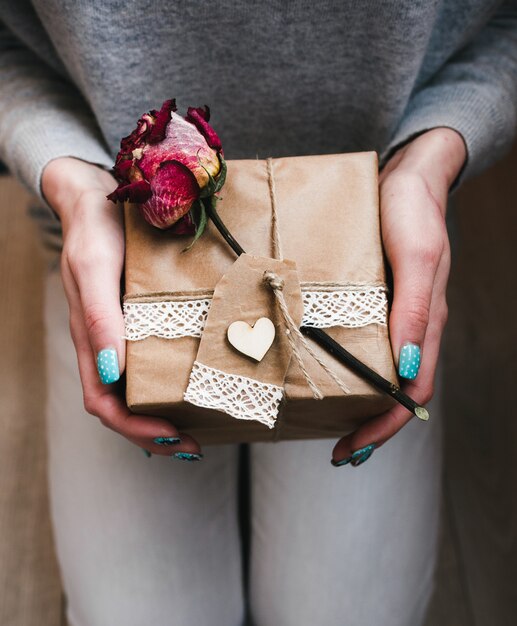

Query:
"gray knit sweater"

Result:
[[1, 1, 517, 244]]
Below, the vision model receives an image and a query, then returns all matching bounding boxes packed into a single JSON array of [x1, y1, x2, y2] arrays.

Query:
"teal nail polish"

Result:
[[398, 343, 421, 380], [96, 348, 120, 384], [331, 456, 352, 467], [350, 444, 375, 467], [153, 436, 181, 446], [141, 449, 152, 458], [173, 452, 203, 462]]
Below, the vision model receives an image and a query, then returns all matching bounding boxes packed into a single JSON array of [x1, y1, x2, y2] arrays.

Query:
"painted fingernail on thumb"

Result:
[[97, 348, 120, 384], [398, 343, 421, 380]]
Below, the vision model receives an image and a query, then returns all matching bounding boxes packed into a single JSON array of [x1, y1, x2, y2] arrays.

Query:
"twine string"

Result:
[[264, 270, 351, 398], [267, 157, 284, 261]]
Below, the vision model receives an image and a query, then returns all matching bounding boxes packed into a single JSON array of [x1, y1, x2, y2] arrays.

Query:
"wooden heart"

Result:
[[227, 317, 276, 362]]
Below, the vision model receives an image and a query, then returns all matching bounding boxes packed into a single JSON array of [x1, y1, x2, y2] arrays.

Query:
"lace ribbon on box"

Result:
[[123, 295, 212, 340], [183, 361, 284, 428], [122, 283, 388, 341]]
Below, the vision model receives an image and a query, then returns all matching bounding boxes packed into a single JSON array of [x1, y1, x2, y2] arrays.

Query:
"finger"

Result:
[[74, 251, 127, 384], [62, 260, 202, 457], [332, 247, 450, 465], [381, 173, 447, 383], [331, 320, 438, 466], [70, 245, 126, 387], [65, 195, 127, 384], [388, 241, 441, 381]]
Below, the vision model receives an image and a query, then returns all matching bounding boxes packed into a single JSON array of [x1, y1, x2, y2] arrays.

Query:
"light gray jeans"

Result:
[[43, 261, 443, 626]]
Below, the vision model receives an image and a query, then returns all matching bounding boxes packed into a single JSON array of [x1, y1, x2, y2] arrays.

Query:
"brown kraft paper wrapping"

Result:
[[123, 151, 399, 445]]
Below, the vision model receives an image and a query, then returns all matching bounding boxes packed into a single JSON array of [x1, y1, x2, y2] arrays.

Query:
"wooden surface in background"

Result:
[[0, 139, 516, 624], [0, 179, 63, 626]]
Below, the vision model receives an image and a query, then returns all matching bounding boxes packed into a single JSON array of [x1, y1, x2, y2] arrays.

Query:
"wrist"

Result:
[[414, 128, 467, 187], [42, 157, 116, 222], [390, 128, 467, 190]]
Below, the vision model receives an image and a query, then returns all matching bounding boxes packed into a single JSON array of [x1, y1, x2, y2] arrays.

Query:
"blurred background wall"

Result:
[[0, 142, 516, 625]]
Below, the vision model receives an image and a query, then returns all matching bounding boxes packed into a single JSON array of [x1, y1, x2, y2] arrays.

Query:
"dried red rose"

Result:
[[107, 99, 225, 236]]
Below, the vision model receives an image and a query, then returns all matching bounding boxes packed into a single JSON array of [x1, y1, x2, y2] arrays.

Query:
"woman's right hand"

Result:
[[42, 157, 203, 458]]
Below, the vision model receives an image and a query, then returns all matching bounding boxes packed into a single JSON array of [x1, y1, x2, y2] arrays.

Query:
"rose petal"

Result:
[[140, 160, 199, 229], [106, 179, 152, 203], [169, 211, 196, 235], [186, 106, 223, 152], [113, 157, 133, 181], [148, 99, 177, 144], [120, 116, 152, 154], [190, 105, 210, 121]]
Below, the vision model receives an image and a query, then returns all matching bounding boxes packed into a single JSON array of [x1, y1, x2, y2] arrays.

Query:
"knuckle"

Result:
[[406, 295, 430, 330], [84, 393, 120, 432], [98, 414, 114, 430], [83, 395, 114, 430], [83, 302, 112, 338], [72, 250, 97, 274], [385, 411, 406, 435], [64, 240, 113, 276], [62, 239, 83, 270], [414, 382, 434, 406], [83, 393, 100, 417], [420, 386, 434, 405]]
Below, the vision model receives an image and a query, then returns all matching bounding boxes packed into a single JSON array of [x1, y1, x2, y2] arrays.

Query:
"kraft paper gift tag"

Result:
[[184, 254, 304, 428]]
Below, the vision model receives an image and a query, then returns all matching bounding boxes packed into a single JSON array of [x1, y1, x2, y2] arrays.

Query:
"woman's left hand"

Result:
[[331, 128, 467, 467]]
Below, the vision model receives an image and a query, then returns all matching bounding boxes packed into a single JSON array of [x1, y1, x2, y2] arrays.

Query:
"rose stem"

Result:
[[206, 200, 245, 256], [300, 327, 429, 420], [206, 202, 429, 421]]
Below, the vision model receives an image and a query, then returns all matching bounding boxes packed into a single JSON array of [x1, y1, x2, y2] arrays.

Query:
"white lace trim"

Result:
[[123, 298, 212, 340], [301, 286, 388, 328], [123, 286, 388, 340], [184, 361, 284, 428]]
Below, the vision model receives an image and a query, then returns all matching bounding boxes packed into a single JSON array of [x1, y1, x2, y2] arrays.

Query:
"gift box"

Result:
[[123, 151, 398, 445]]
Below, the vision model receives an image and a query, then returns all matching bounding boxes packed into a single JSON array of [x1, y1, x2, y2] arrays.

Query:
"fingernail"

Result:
[[331, 456, 352, 467], [350, 444, 375, 467], [153, 436, 181, 446], [172, 452, 203, 462], [398, 342, 421, 380], [141, 449, 152, 458], [96, 348, 120, 384]]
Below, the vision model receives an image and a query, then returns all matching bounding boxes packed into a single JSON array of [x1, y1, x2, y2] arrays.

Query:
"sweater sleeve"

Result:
[[380, 3, 517, 185], [0, 19, 114, 222]]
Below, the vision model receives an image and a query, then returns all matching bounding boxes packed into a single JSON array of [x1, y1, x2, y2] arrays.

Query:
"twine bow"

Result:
[[264, 270, 350, 398]]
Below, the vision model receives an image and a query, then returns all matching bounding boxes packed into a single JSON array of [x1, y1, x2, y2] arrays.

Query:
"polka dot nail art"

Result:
[[398, 343, 421, 380], [96, 348, 120, 384]]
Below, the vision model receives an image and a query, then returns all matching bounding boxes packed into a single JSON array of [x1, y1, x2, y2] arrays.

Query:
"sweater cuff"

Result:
[[379, 82, 516, 189], [2, 108, 114, 222]]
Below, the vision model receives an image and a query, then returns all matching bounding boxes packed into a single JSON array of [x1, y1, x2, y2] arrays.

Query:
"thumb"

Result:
[[389, 247, 439, 381], [75, 256, 126, 385]]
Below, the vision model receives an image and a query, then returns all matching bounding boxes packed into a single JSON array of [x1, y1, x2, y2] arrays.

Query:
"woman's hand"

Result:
[[42, 157, 202, 458], [332, 128, 467, 466]]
